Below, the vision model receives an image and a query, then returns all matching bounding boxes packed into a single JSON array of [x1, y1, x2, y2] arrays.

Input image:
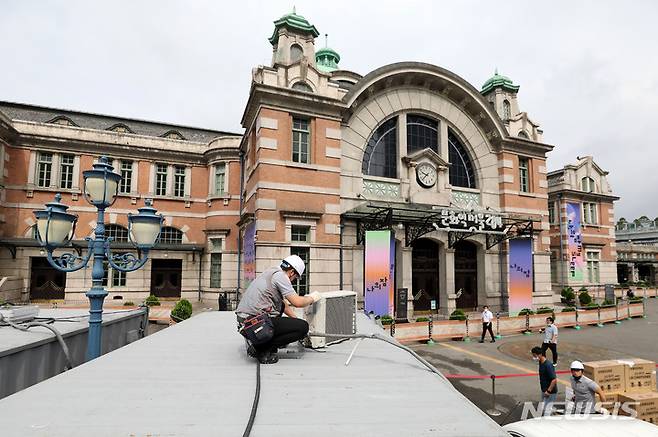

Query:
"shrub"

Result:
[[170, 299, 193, 321], [415, 317, 429, 323], [561, 307, 576, 312], [123, 301, 135, 306], [578, 291, 592, 306], [586, 302, 600, 309], [144, 294, 161, 307], [630, 297, 643, 304], [518, 308, 535, 316], [579, 286, 588, 292], [379, 314, 393, 325], [536, 307, 554, 314], [449, 309, 467, 321], [561, 287, 576, 303], [602, 299, 615, 307]]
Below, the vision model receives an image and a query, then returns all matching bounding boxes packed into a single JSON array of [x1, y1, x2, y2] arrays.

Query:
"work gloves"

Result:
[[309, 291, 322, 303]]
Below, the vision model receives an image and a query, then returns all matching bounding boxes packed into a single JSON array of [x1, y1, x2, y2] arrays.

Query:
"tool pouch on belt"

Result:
[[239, 313, 274, 345]]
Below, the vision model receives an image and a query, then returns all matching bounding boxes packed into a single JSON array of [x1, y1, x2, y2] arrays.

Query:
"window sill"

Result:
[[149, 194, 192, 202], [27, 186, 82, 195], [207, 194, 231, 201], [363, 175, 401, 184]]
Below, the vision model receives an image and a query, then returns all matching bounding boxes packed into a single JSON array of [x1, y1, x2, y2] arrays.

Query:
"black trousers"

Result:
[[256, 317, 309, 353], [541, 342, 558, 364], [481, 322, 495, 341]]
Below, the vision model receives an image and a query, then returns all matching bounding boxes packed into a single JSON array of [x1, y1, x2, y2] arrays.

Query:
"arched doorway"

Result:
[[412, 239, 439, 312], [454, 240, 478, 310]]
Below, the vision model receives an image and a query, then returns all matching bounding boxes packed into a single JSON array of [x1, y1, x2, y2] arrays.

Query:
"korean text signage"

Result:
[[566, 202, 584, 281], [508, 238, 533, 316], [364, 230, 395, 317], [433, 208, 504, 233]]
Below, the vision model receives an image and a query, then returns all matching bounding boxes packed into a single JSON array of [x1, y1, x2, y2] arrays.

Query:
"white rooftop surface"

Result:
[[0, 308, 144, 355], [0, 311, 507, 437]]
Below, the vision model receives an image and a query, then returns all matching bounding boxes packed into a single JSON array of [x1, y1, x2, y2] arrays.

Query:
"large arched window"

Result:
[[105, 224, 129, 242], [448, 130, 476, 188], [407, 115, 438, 154], [362, 117, 398, 179], [292, 81, 313, 92], [159, 226, 183, 244]]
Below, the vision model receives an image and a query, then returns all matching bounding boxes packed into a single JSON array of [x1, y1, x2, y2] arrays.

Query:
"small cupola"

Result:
[[269, 8, 320, 67], [315, 34, 340, 73]]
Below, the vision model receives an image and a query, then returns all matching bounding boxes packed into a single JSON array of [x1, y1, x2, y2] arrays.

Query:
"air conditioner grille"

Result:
[[325, 295, 356, 335]]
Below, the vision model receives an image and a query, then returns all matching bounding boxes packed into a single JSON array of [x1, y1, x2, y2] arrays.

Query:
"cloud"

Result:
[[1, 0, 656, 218]]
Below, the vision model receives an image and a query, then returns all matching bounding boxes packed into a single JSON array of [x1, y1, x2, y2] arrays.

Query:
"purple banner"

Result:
[[566, 202, 584, 281], [243, 222, 256, 287], [508, 238, 533, 316], [364, 230, 394, 317]]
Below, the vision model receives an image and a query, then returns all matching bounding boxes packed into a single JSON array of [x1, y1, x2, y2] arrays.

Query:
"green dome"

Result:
[[269, 10, 320, 45], [481, 69, 520, 94], [316, 46, 340, 72]]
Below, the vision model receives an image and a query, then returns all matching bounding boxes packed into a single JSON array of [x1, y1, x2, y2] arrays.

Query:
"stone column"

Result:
[[444, 247, 456, 314]]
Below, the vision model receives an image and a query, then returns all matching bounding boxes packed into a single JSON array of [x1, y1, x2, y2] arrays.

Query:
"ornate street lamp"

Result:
[[33, 156, 163, 361]]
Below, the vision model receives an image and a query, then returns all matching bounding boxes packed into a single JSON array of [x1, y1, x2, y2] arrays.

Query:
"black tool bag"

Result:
[[239, 313, 274, 345]]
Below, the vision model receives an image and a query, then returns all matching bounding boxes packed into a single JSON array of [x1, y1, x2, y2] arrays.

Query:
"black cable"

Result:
[[242, 360, 261, 437]]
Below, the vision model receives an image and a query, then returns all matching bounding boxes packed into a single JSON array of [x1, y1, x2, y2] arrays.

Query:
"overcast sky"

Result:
[[2, 0, 656, 220]]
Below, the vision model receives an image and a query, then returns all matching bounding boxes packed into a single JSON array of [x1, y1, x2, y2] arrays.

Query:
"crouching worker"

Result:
[[236, 255, 321, 364]]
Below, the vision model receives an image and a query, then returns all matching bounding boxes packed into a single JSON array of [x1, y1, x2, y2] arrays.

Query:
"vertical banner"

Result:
[[508, 238, 533, 316], [566, 202, 584, 281], [242, 222, 256, 288], [364, 230, 394, 317]]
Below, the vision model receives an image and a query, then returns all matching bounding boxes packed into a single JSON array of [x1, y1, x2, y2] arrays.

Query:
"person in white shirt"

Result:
[[479, 305, 495, 343], [541, 316, 558, 366]]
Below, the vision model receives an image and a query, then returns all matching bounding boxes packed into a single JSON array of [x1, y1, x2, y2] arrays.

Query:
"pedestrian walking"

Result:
[[568, 360, 606, 414], [540, 316, 558, 366], [531, 346, 557, 416], [479, 305, 495, 343]]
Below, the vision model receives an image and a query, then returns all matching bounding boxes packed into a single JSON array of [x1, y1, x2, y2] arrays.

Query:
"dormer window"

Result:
[[518, 130, 529, 139], [48, 116, 77, 126], [162, 130, 185, 140], [108, 123, 134, 134], [290, 44, 304, 63], [581, 176, 596, 193]]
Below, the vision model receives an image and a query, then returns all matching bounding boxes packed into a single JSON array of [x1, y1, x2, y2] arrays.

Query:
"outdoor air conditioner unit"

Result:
[[304, 290, 357, 348]]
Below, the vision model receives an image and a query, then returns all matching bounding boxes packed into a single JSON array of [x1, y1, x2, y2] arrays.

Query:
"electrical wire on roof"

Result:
[[0, 313, 73, 370]]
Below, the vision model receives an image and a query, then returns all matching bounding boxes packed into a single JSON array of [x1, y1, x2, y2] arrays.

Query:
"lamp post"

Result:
[[33, 156, 163, 361]]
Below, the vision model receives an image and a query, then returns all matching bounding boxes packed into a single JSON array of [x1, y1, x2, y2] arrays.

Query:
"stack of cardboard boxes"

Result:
[[584, 358, 658, 424]]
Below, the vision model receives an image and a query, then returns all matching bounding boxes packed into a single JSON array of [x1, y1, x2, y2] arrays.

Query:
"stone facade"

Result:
[[547, 156, 619, 293]]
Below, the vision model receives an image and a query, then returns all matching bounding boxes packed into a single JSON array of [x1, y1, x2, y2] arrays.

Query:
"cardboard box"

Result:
[[618, 392, 658, 421], [584, 360, 626, 394], [597, 392, 621, 414], [618, 358, 657, 393]]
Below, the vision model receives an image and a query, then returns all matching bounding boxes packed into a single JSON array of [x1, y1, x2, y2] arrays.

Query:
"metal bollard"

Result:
[[427, 314, 435, 345], [523, 312, 532, 335], [615, 300, 621, 324], [391, 319, 395, 337], [642, 297, 647, 319], [463, 316, 471, 342], [486, 375, 502, 416], [627, 300, 632, 320], [574, 308, 581, 330], [596, 305, 603, 327], [495, 312, 502, 340]]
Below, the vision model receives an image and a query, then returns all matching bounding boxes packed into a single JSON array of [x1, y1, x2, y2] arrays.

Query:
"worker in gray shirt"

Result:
[[540, 316, 558, 366], [568, 360, 606, 413]]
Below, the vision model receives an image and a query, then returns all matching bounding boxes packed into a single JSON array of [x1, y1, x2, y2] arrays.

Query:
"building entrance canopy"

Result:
[[343, 201, 537, 248]]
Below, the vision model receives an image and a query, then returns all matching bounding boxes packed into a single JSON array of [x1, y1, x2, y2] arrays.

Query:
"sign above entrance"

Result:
[[431, 208, 504, 233]]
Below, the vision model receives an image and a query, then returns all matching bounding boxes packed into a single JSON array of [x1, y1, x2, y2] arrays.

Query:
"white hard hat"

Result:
[[282, 255, 305, 276], [570, 360, 585, 370]]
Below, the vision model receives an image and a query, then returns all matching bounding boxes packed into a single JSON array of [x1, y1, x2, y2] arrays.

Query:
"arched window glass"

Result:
[[448, 129, 476, 188], [502, 100, 511, 120], [292, 82, 313, 92], [159, 226, 183, 244], [362, 117, 398, 179], [290, 44, 303, 63], [581, 177, 596, 193], [407, 114, 438, 154], [518, 130, 529, 139], [105, 224, 129, 242]]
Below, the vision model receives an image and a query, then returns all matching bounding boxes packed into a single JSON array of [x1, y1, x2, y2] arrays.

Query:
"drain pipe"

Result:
[[339, 221, 344, 289], [197, 248, 203, 302]]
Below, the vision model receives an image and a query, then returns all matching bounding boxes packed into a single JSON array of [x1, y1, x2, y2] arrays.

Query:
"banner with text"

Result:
[[242, 222, 256, 288], [508, 238, 534, 316], [566, 202, 584, 281], [365, 230, 395, 317]]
